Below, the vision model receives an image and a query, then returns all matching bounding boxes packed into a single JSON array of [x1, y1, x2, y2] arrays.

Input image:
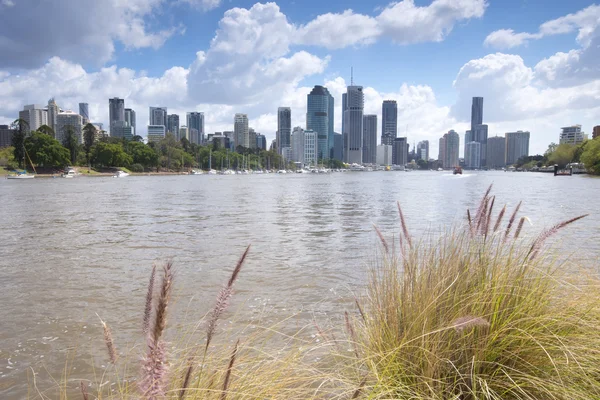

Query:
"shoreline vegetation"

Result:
[[26, 186, 600, 399]]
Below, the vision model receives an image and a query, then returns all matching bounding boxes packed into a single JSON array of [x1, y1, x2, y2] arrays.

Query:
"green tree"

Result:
[[581, 138, 600, 175], [25, 132, 70, 168], [91, 142, 132, 167], [547, 144, 576, 168], [0, 146, 17, 169], [62, 125, 80, 165], [37, 124, 55, 138], [11, 118, 29, 168], [126, 141, 159, 168], [83, 123, 97, 166], [132, 135, 144, 143]]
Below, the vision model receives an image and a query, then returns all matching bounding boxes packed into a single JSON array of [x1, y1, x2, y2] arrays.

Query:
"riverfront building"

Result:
[[593, 126, 600, 139], [362, 114, 377, 164], [187, 112, 204, 144], [417, 140, 429, 161], [465, 141, 481, 169], [79, 103, 89, 125], [125, 108, 136, 131], [147, 125, 166, 143], [56, 110, 83, 144], [559, 125, 587, 146], [393, 137, 408, 166], [109, 98, 125, 137], [0, 125, 16, 147], [505, 131, 530, 165], [376, 144, 393, 166], [487, 136, 507, 168], [381, 100, 398, 146], [149, 107, 167, 127], [439, 130, 460, 169], [303, 129, 318, 167], [167, 114, 180, 138], [277, 107, 292, 155], [344, 85, 364, 164], [306, 86, 334, 160], [234, 114, 249, 148], [19, 104, 48, 133]]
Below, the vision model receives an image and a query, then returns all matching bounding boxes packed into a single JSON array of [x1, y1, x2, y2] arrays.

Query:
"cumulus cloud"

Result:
[[181, 0, 222, 11], [0, 0, 183, 69], [297, 0, 487, 48]]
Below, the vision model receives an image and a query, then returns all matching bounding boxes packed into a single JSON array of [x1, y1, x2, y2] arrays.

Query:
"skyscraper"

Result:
[[416, 140, 429, 161], [471, 97, 483, 132], [465, 142, 481, 169], [147, 125, 166, 143], [441, 130, 460, 169], [362, 115, 377, 164], [333, 133, 343, 162], [278, 107, 292, 154], [487, 136, 506, 168], [187, 112, 205, 144], [464, 130, 472, 159], [291, 126, 305, 164], [56, 110, 83, 144], [167, 114, 180, 138], [342, 93, 348, 160], [559, 125, 586, 145], [344, 85, 364, 164], [249, 128, 257, 150], [79, 103, 89, 125], [473, 124, 488, 166], [234, 114, 249, 149], [109, 98, 125, 137], [149, 107, 167, 126], [19, 105, 48, 132], [303, 129, 318, 166], [393, 137, 408, 166], [47, 98, 59, 132], [505, 131, 530, 165], [381, 100, 397, 145], [256, 134, 267, 151], [124, 108, 136, 131], [307, 86, 334, 160]]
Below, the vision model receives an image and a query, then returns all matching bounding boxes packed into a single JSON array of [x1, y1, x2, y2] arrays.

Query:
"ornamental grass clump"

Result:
[[351, 185, 600, 399]]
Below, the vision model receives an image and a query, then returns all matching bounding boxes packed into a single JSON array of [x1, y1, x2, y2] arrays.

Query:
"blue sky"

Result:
[[1, 0, 599, 156]]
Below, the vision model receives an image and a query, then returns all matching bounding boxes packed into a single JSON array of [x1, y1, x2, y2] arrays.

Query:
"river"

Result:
[[1, 171, 599, 398]]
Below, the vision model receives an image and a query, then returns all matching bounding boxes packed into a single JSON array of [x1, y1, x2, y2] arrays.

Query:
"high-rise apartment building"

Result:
[[381, 100, 398, 145], [256, 134, 267, 151], [19, 104, 48, 133], [344, 85, 364, 164], [472, 124, 488, 166], [303, 129, 318, 166], [333, 132, 343, 161], [56, 111, 83, 144], [147, 125, 166, 143], [559, 125, 587, 145], [179, 126, 188, 141], [187, 112, 204, 144], [307, 86, 334, 160], [593, 126, 600, 139], [393, 137, 408, 166], [465, 141, 481, 169], [0, 125, 16, 148], [342, 93, 348, 158], [471, 97, 483, 132], [47, 98, 59, 132], [79, 103, 89, 125], [487, 136, 506, 168], [464, 130, 472, 159], [149, 107, 167, 127], [234, 114, 249, 149], [505, 131, 530, 165], [278, 107, 292, 155], [362, 114, 377, 164], [249, 128, 257, 150], [125, 108, 136, 131], [416, 140, 429, 161], [376, 145, 393, 166], [440, 130, 460, 169], [167, 114, 180, 138], [438, 136, 446, 167], [291, 126, 305, 164], [109, 98, 125, 137]]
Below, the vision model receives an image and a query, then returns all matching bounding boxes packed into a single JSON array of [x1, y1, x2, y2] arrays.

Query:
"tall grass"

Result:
[[350, 186, 600, 399]]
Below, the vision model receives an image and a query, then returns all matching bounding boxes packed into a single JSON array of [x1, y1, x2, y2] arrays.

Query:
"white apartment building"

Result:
[[147, 125, 166, 143]]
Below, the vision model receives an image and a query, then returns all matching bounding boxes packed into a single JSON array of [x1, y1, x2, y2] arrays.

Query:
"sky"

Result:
[[1, 0, 599, 157]]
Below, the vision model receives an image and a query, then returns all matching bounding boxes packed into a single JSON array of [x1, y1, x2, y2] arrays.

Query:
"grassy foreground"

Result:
[[30, 186, 600, 399]]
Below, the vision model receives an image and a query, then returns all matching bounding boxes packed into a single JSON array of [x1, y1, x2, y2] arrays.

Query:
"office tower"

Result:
[[167, 114, 180, 138], [559, 125, 587, 145], [189, 128, 199, 144], [593, 126, 600, 139], [291, 127, 305, 164], [56, 111, 83, 144], [416, 140, 429, 161], [487, 136, 507, 168], [303, 129, 318, 166], [465, 141, 481, 169], [234, 114, 249, 148], [307, 86, 334, 160], [438, 136, 446, 167], [333, 132, 343, 161], [472, 124, 488, 166], [179, 126, 188, 141], [376, 144, 393, 166], [381, 100, 397, 145], [277, 107, 292, 154], [249, 128, 257, 150], [471, 97, 483, 132], [505, 130, 530, 165], [79, 103, 89, 125], [149, 107, 167, 126], [362, 114, 377, 164], [441, 130, 460, 169], [393, 137, 408, 166], [464, 130, 472, 159], [19, 105, 48, 133], [109, 98, 125, 137], [344, 85, 364, 164], [125, 108, 136, 131], [0, 125, 16, 148], [187, 112, 205, 144], [342, 93, 348, 160], [47, 98, 59, 132], [256, 134, 267, 150], [147, 125, 166, 143]]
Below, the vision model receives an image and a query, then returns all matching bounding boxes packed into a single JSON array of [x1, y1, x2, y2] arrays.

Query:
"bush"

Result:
[[129, 163, 144, 173]]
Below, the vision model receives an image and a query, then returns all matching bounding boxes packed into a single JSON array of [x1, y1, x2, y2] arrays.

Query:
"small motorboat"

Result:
[[7, 171, 35, 179], [113, 170, 130, 178], [453, 166, 463, 175]]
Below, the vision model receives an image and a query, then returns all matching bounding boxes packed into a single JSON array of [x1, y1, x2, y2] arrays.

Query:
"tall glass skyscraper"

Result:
[[124, 108, 136, 130], [277, 107, 291, 154], [187, 112, 204, 144], [109, 98, 124, 137], [344, 85, 364, 164], [78, 103, 89, 125], [307, 85, 334, 161], [471, 97, 483, 132], [362, 115, 377, 164], [381, 100, 397, 145]]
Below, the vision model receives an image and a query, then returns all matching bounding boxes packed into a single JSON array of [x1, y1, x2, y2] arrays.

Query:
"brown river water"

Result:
[[1, 171, 599, 398]]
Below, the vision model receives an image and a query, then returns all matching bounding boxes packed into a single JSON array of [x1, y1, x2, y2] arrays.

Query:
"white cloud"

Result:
[[483, 29, 541, 49], [296, 0, 487, 48], [1, 0, 15, 7], [181, 0, 222, 11]]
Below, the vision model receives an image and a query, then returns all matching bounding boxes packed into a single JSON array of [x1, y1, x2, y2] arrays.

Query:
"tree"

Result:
[[132, 135, 144, 143], [0, 146, 17, 169], [547, 144, 576, 168], [91, 142, 132, 167], [581, 138, 600, 175], [11, 118, 29, 168], [83, 123, 97, 166], [62, 125, 79, 165], [126, 141, 159, 168], [25, 132, 70, 168], [37, 124, 55, 138]]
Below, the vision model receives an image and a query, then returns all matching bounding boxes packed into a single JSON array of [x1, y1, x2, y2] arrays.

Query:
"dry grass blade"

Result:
[[373, 224, 389, 254], [397, 201, 412, 248], [504, 201, 522, 240], [355, 297, 366, 323], [143, 264, 157, 335], [80, 381, 88, 400], [450, 316, 490, 332], [493, 205, 507, 233], [351, 375, 368, 399], [179, 357, 194, 400], [484, 196, 495, 236], [345, 311, 359, 358], [228, 245, 250, 287], [475, 196, 490, 235], [467, 209, 473, 234], [529, 214, 588, 260], [474, 184, 493, 225], [220, 339, 240, 400], [514, 217, 526, 240]]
